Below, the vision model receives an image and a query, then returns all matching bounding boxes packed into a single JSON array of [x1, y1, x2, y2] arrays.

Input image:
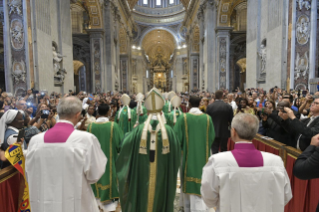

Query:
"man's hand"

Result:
[[278, 111, 289, 120], [311, 134, 319, 147], [284, 107, 296, 120], [0, 149, 7, 162]]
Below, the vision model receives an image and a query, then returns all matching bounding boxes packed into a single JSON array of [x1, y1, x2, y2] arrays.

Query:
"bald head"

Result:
[[57, 96, 82, 119]]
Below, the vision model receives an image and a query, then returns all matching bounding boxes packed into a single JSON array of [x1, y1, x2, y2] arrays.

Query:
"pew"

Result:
[[228, 134, 319, 212]]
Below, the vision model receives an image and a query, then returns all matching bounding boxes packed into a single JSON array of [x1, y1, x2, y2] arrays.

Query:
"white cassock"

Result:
[[26, 120, 107, 212], [201, 150, 292, 212]]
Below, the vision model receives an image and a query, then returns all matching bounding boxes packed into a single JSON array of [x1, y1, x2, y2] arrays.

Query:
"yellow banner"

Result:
[[5, 143, 31, 212]]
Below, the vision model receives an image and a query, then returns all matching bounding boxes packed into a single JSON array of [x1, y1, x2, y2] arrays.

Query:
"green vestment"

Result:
[[174, 113, 215, 196], [162, 101, 173, 114], [133, 106, 148, 124], [115, 105, 137, 135], [88, 121, 124, 203], [116, 120, 181, 212], [166, 109, 183, 128]]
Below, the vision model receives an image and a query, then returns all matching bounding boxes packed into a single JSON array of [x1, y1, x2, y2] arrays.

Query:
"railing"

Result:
[[228, 134, 319, 212]]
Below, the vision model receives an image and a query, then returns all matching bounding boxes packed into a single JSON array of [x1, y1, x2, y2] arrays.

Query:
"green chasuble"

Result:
[[116, 120, 181, 212], [166, 109, 183, 128], [115, 105, 137, 134], [88, 121, 124, 203], [133, 105, 148, 124], [174, 113, 215, 196], [162, 101, 173, 114]]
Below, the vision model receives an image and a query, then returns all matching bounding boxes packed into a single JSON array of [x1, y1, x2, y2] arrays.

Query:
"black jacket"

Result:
[[206, 100, 233, 138], [289, 117, 319, 151]]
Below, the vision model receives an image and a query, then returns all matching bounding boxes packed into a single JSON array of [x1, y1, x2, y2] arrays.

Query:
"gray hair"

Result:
[[57, 97, 82, 119], [231, 113, 259, 140]]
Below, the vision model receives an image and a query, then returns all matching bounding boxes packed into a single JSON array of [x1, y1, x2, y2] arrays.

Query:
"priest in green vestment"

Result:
[[115, 94, 136, 134], [166, 96, 183, 128], [162, 91, 175, 113], [87, 103, 124, 212], [134, 93, 148, 125], [174, 96, 215, 211], [117, 88, 181, 212]]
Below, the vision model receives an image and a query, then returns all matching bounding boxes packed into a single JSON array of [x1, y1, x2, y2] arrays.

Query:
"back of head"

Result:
[[231, 113, 259, 140], [98, 103, 110, 116], [215, 90, 224, 100], [57, 97, 82, 119], [189, 96, 201, 108]]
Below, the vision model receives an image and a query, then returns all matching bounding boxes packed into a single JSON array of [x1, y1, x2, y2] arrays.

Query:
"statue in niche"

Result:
[[8, 0, 22, 16], [295, 52, 309, 80], [257, 43, 267, 74], [297, 0, 311, 10], [12, 61, 26, 84], [296, 15, 310, 45], [52, 46, 67, 86]]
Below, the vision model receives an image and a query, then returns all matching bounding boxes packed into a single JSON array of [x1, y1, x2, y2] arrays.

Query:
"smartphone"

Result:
[[81, 109, 87, 117], [17, 129, 25, 143], [41, 110, 50, 119]]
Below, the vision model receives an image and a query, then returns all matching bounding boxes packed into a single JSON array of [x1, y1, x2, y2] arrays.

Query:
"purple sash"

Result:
[[44, 123, 75, 143], [231, 143, 263, 167]]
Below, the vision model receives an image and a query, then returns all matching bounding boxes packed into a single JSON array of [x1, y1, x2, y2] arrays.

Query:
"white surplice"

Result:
[[26, 122, 107, 212], [201, 151, 292, 212]]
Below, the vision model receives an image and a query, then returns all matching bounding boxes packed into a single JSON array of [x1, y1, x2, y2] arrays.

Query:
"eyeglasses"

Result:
[[312, 102, 319, 106]]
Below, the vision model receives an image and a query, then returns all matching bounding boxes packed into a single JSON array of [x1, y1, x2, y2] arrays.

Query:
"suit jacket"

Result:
[[206, 100, 233, 138], [288, 117, 319, 151]]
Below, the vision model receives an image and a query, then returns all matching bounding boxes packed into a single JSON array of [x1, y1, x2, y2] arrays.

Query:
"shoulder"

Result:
[[207, 151, 237, 167], [261, 152, 285, 167]]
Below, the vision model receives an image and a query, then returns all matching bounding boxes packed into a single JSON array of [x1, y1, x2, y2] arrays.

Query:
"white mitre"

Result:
[[171, 96, 182, 124], [139, 88, 169, 155]]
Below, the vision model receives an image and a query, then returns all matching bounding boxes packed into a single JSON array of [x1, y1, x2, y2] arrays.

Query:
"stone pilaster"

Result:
[[87, 29, 105, 93], [4, 0, 32, 94], [216, 27, 232, 90]]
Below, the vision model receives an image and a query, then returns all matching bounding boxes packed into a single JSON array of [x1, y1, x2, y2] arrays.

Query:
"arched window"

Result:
[[146, 70, 149, 78], [156, 0, 161, 5], [143, 0, 148, 4], [171, 70, 174, 78], [169, 0, 174, 4]]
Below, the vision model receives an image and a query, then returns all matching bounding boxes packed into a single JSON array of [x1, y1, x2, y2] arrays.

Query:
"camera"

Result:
[[41, 110, 50, 119]]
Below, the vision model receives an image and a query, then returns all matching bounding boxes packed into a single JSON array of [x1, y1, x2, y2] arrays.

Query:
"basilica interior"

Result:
[[0, 0, 318, 94]]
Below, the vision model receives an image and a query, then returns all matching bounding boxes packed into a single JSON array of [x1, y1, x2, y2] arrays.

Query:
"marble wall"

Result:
[[32, 0, 74, 93], [246, 0, 288, 91]]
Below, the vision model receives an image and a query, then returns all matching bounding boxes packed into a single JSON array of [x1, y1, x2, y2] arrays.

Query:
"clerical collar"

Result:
[[57, 120, 74, 126], [96, 117, 109, 123], [189, 107, 203, 115]]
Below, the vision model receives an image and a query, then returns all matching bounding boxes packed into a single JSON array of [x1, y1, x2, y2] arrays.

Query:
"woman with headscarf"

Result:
[[0, 109, 25, 168]]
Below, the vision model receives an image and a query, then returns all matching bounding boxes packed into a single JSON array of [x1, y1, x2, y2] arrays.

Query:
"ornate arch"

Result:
[[217, 0, 247, 27], [139, 27, 180, 47], [83, 0, 103, 29]]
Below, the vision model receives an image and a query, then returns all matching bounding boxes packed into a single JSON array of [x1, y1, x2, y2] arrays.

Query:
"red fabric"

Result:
[[180, 105, 189, 113], [251, 139, 259, 149], [0, 172, 22, 212], [305, 178, 319, 212], [284, 155, 308, 212], [256, 140, 279, 155]]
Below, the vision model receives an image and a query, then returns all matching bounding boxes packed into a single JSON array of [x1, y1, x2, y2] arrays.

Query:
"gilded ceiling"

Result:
[[142, 30, 176, 65]]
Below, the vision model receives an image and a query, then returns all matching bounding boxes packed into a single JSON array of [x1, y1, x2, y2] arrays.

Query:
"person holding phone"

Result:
[[31, 103, 56, 132]]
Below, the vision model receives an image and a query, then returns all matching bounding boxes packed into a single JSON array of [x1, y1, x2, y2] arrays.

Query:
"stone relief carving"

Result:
[[294, 52, 309, 80], [297, 0, 311, 10], [219, 38, 226, 89], [296, 15, 311, 45], [10, 19, 24, 50], [12, 61, 26, 84], [8, 0, 22, 16], [257, 42, 267, 74], [53, 46, 67, 86]]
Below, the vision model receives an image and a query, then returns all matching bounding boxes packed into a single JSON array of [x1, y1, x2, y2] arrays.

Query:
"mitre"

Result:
[[120, 94, 131, 106], [144, 89, 164, 113]]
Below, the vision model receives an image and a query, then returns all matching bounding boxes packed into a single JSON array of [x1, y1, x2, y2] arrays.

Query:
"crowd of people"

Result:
[[1, 86, 319, 212]]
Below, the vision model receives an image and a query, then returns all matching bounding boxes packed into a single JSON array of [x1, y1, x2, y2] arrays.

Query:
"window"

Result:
[[146, 70, 149, 78], [169, 0, 174, 4], [171, 70, 174, 78], [143, 0, 148, 4], [156, 0, 161, 5]]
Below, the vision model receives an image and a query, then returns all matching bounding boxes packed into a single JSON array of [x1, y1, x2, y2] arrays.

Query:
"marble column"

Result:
[[290, 0, 317, 89], [3, 0, 32, 94], [216, 27, 232, 90], [202, 0, 218, 92], [87, 29, 105, 93]]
